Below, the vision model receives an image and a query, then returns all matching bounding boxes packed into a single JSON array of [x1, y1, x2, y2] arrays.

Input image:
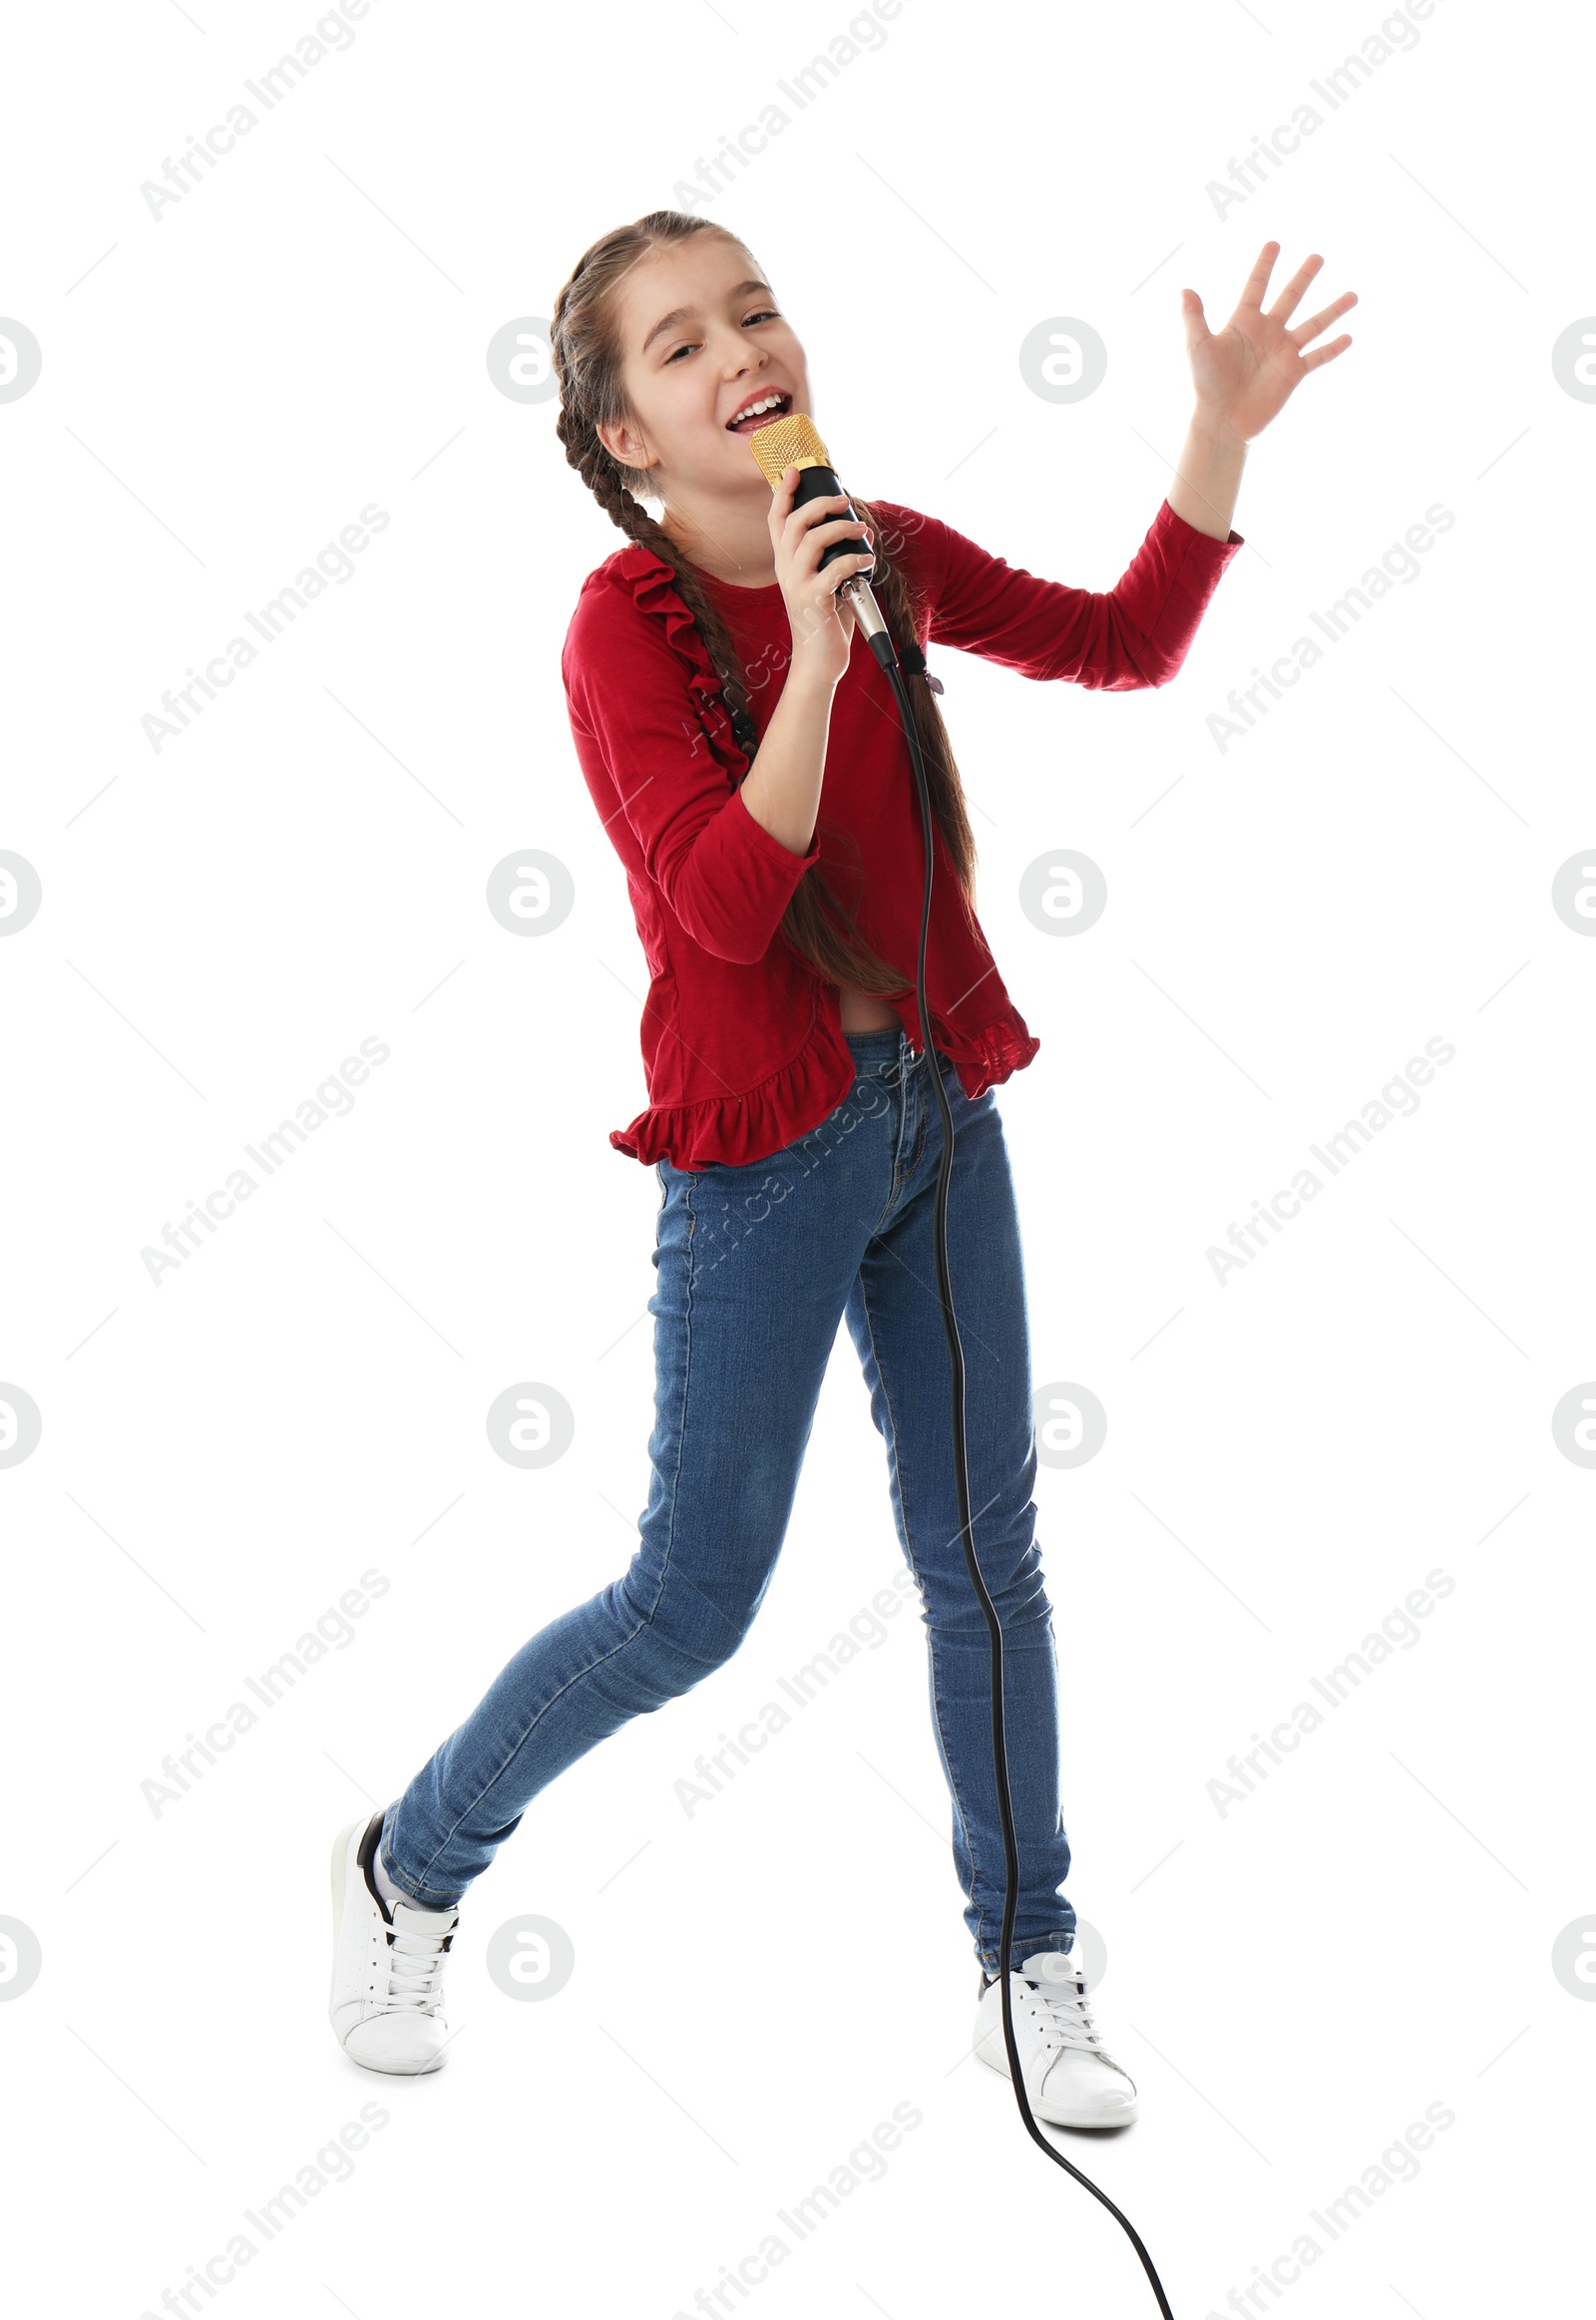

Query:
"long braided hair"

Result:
[[550, 208, 982, 994]]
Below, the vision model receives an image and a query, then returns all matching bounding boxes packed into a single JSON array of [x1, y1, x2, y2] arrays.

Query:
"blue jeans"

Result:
[[382, 1027, 1076, 1979]]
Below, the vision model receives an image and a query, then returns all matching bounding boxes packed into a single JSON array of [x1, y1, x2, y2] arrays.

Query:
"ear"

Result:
[[597, 413, 657, 474]]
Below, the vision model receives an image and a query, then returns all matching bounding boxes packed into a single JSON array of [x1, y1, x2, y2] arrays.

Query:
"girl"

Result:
[[329, 212, 1354, 2125]]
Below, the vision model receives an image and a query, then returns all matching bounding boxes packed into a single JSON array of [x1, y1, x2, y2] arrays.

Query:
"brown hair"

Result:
[[549, 207, 981, 994]]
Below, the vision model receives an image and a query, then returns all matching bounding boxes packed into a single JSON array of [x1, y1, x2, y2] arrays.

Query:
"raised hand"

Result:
[[1180, 241, 1357, 445]]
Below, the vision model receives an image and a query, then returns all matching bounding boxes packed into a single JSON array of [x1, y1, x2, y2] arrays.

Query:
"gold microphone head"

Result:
[[744, 409, 837, 490]]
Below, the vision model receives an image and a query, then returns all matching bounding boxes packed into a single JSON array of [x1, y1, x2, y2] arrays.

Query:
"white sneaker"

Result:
[[329, 1811, 458, 2076], [973, 1948, 1138, 2127]]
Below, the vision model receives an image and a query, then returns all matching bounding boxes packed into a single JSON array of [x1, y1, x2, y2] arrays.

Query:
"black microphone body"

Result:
[[787, 456, 891, 648], [788, 456, 861, 569]]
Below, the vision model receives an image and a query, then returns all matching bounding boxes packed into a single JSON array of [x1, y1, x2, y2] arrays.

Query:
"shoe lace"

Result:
[[1022, 1958, 1111, 2058], [384, 1914, 455, 2013]]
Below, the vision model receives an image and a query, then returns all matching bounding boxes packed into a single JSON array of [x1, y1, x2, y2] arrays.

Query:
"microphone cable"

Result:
[[866, 609, 1177, 2320], [736, 410, 1176, 2316]]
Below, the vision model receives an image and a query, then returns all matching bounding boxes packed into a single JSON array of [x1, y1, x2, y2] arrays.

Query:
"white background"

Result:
[[2, 0, 1590, 2313]]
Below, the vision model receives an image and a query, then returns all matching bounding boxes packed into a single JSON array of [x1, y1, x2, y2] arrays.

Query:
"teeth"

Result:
[[729, 392, 784, 426]]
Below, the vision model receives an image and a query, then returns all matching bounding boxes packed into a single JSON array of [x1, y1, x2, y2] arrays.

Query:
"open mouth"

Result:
[[725, 389, 793, 435]]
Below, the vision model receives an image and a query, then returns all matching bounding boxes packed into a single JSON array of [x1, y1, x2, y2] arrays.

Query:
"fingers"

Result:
[[765, 462, 799, 528], [798, 513, 873, 569], [781, 488, 872, 577], [766, 465, 849, 510], [767, 471, 862, 546], [1238, 238, 1281, 309], [802, 529, 875, 606], [767, 467, 873, 668], [783, 488, 853, 538], [765, 462, 814, 534], [1290, 289, 1358, 346], [821, 547, 877, 595], [1266, 250, 1327, 324]]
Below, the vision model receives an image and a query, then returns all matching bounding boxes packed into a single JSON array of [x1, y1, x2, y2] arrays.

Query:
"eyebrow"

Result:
[[639, 279, 773, 358]]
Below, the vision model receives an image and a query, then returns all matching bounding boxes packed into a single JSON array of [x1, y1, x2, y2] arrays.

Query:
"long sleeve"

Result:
[[563, 574, 821, 967], [885, 496, 1244, 690]]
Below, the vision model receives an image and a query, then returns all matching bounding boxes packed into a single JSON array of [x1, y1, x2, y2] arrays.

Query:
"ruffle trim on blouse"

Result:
[[609, 1020, 860, 1171], [608, 542, 749, 780], [611, 1001, 1042, 1169], [933, 1004, 1041, 1098]]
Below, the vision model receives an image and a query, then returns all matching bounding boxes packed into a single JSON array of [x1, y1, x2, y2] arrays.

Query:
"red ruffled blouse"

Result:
[[562, 495, 1243, 1169]]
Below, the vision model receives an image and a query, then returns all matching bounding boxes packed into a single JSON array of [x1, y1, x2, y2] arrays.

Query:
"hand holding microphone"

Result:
[[749, 411, 898, 687], [765, 462, 875, 685]]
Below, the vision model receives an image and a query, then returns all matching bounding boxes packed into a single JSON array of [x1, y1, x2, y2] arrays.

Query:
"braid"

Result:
[[550, 211, 982, 993], [555, 398, 766, 764]]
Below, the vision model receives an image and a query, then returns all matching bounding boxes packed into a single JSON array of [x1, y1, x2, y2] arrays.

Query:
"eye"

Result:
[[663, 309, 781, 363]]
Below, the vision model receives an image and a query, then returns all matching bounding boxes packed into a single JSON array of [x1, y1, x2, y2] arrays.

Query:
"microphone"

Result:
[[743, 410, 896, 662]]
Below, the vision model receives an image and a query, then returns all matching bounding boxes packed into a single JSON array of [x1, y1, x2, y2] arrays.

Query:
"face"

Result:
[[597, 236, 813, 507]]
